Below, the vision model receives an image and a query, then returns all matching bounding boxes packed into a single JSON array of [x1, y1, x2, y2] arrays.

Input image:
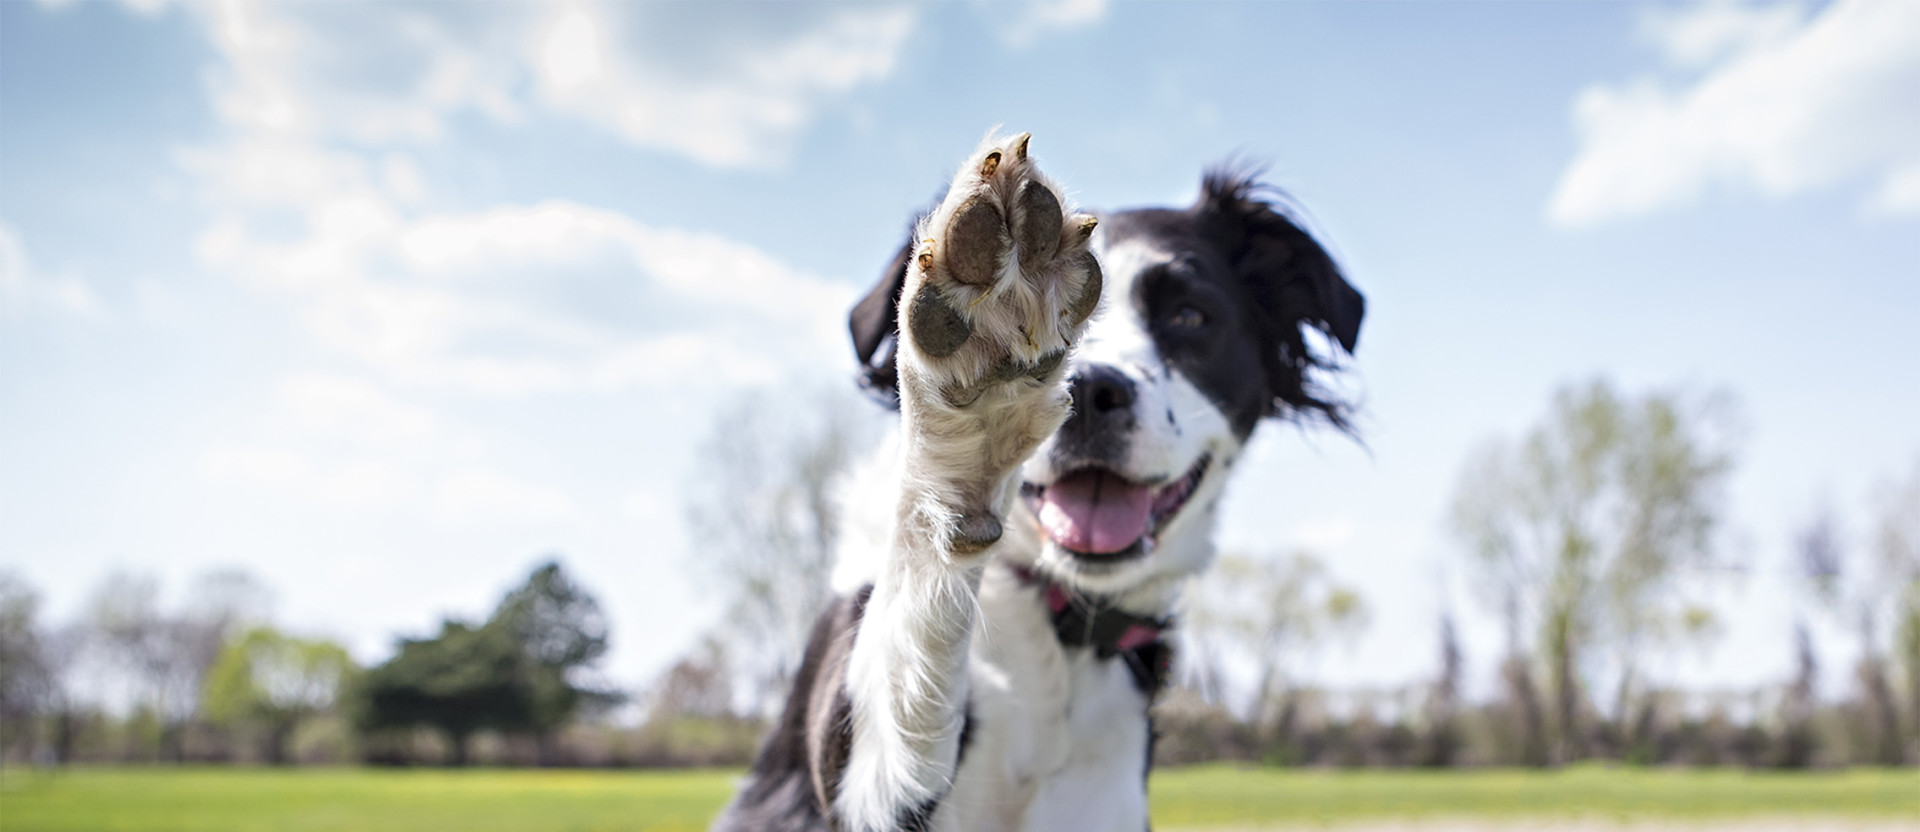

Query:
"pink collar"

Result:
[[1009, 565, 1170, 657]]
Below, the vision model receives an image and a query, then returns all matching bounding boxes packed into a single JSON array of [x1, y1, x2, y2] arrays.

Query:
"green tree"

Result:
[[353, 560, 614, 765], [1450, 378, 1738, 764], [354, 620, 526, 765], [203, 627, 354, 764]]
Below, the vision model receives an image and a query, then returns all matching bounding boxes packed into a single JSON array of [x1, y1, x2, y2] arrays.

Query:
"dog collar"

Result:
[[1009, 565, 1173, 693]]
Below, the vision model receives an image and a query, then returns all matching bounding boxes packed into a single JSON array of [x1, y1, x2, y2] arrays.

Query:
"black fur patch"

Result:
[[710, 587, 872, 832]]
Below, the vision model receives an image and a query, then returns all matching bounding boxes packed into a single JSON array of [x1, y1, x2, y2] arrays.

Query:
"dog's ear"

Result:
[[848, 236, 913, 409], [1194, 166, 1365, 427]]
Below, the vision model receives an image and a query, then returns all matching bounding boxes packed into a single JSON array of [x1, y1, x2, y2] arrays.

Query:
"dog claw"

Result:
[[1011, 132, 1031, 162], [981, 150, 1002, 178], [1076, 214, 1098, 240]]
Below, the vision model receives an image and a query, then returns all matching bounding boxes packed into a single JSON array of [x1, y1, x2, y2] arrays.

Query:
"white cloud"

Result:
[[194, 0, 917, 168], [529, 3, 916, 167], [199, 371, 579, 526], [983, 0, 1109, 49], [0, 221, 105, 320], [1637, 1, 1806, 68], [1548, 0, 1920, 225], [197, 184, 854, 396], [181, 1, 869, 398]]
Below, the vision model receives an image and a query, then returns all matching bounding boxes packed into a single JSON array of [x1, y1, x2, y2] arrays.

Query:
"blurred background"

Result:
[[3, 0, 1918, 774]]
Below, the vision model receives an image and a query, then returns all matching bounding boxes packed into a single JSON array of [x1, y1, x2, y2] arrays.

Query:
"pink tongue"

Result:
[[1036, 470, 1152, 554]]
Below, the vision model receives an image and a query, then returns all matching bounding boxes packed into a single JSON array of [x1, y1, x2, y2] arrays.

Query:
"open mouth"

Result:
[[1021, 454, 1211, 562]]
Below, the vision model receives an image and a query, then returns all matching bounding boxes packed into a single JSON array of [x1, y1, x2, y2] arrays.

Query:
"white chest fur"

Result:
[[935, 566, 1153, 832]]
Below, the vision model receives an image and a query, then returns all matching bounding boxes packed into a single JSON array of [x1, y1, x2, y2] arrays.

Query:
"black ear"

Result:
[[848, 236, 912, 409], [1195, 165, 1365, 428]]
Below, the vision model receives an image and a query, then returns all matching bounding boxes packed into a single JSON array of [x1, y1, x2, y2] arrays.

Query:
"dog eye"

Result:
[[1168, 306, 1206, 330]]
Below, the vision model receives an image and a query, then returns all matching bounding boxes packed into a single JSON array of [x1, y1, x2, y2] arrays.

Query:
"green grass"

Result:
[[2, 765, 1916, 831], [0, 768, 733, 832], [1147, 764, 1920, 826]]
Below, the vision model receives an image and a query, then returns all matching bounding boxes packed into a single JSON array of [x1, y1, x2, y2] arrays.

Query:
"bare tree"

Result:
[[1183, 551, 1368, 729], [1421, 612, 1464, 767], [1873, 458, 1920, 756], [644, 635, 737, 722], [684, 388, 872, 717], [1451, 378, 1738, 763], [83, 568, 270, 760], [1, 572, 54, 759], [1797, 492, 1913, 765]]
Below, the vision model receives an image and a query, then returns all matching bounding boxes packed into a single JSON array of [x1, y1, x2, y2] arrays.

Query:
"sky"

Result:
[[4, 0, 1917, 708]]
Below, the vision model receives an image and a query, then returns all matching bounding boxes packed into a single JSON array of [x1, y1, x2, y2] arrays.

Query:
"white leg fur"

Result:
[[836, 132, 1101, 832]]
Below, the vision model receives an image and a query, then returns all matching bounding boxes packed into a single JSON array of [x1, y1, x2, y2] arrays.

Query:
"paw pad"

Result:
[[1015, 180, 1063, 271], [909, 283, 972, 358], [944, 197, 1011, 287]]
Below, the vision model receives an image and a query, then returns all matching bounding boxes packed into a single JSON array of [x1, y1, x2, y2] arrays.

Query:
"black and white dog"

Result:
[[714, 133, 1363, 832]]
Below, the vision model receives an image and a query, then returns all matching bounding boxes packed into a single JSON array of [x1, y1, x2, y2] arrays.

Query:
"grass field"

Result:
[[2, 765, 1917, 831]]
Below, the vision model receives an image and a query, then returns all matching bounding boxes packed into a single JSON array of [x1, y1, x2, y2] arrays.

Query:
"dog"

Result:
[[712, 132, 1363, 832]]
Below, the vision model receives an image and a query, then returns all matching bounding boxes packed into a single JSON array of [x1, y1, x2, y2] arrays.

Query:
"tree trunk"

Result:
[[1548, 608, 1582, 763], [53, 709, 78, 765], [1858, 657, 1903, 765], [1899, 605, 1920, 755], [448, 730, 471, 767], [160, 721, 185, 763], [265, 718, 297, 766], [1503, 654, 1548, 767]]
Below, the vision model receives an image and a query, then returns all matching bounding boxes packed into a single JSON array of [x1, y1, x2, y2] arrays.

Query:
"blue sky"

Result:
[[4, 0, 1917, 703]]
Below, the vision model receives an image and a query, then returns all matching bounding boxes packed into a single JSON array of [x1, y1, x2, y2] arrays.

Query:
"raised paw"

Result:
[[892, 132, 1103, 559], [899, 132, 1103, 410]]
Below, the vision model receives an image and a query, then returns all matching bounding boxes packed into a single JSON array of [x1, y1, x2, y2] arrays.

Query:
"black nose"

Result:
[[1070, 364, 1136, 417], [1054, 364, 1137, 470]]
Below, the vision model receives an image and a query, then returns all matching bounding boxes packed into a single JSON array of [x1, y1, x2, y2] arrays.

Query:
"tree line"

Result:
[[654, 381, 1920, 769], [0, 561, 634, 766], [4, 378, 1917, 768]]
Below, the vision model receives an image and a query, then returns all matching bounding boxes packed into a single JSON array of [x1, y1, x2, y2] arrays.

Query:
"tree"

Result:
[[644, 635, 736, 722], [1, 572, 54, 757], [82, 569, 270, 761], [684, 389, 868, 717], [354, 559, 614, 764], [1873, 458, 1920, 758], [355, 620, 526, 765], [490, 561, 616, 748], [203, 627, 354, 764], [1183, 552, 1368, 732], [1450, 378, 1738, 764], [1804, 458, 1920, 764]]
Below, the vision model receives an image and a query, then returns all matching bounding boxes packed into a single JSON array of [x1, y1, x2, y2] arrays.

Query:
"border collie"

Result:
[[713, 132, 1363, 832]]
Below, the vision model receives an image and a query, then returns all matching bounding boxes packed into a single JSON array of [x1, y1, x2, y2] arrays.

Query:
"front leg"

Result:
[[837, 132, 1101, 831]]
